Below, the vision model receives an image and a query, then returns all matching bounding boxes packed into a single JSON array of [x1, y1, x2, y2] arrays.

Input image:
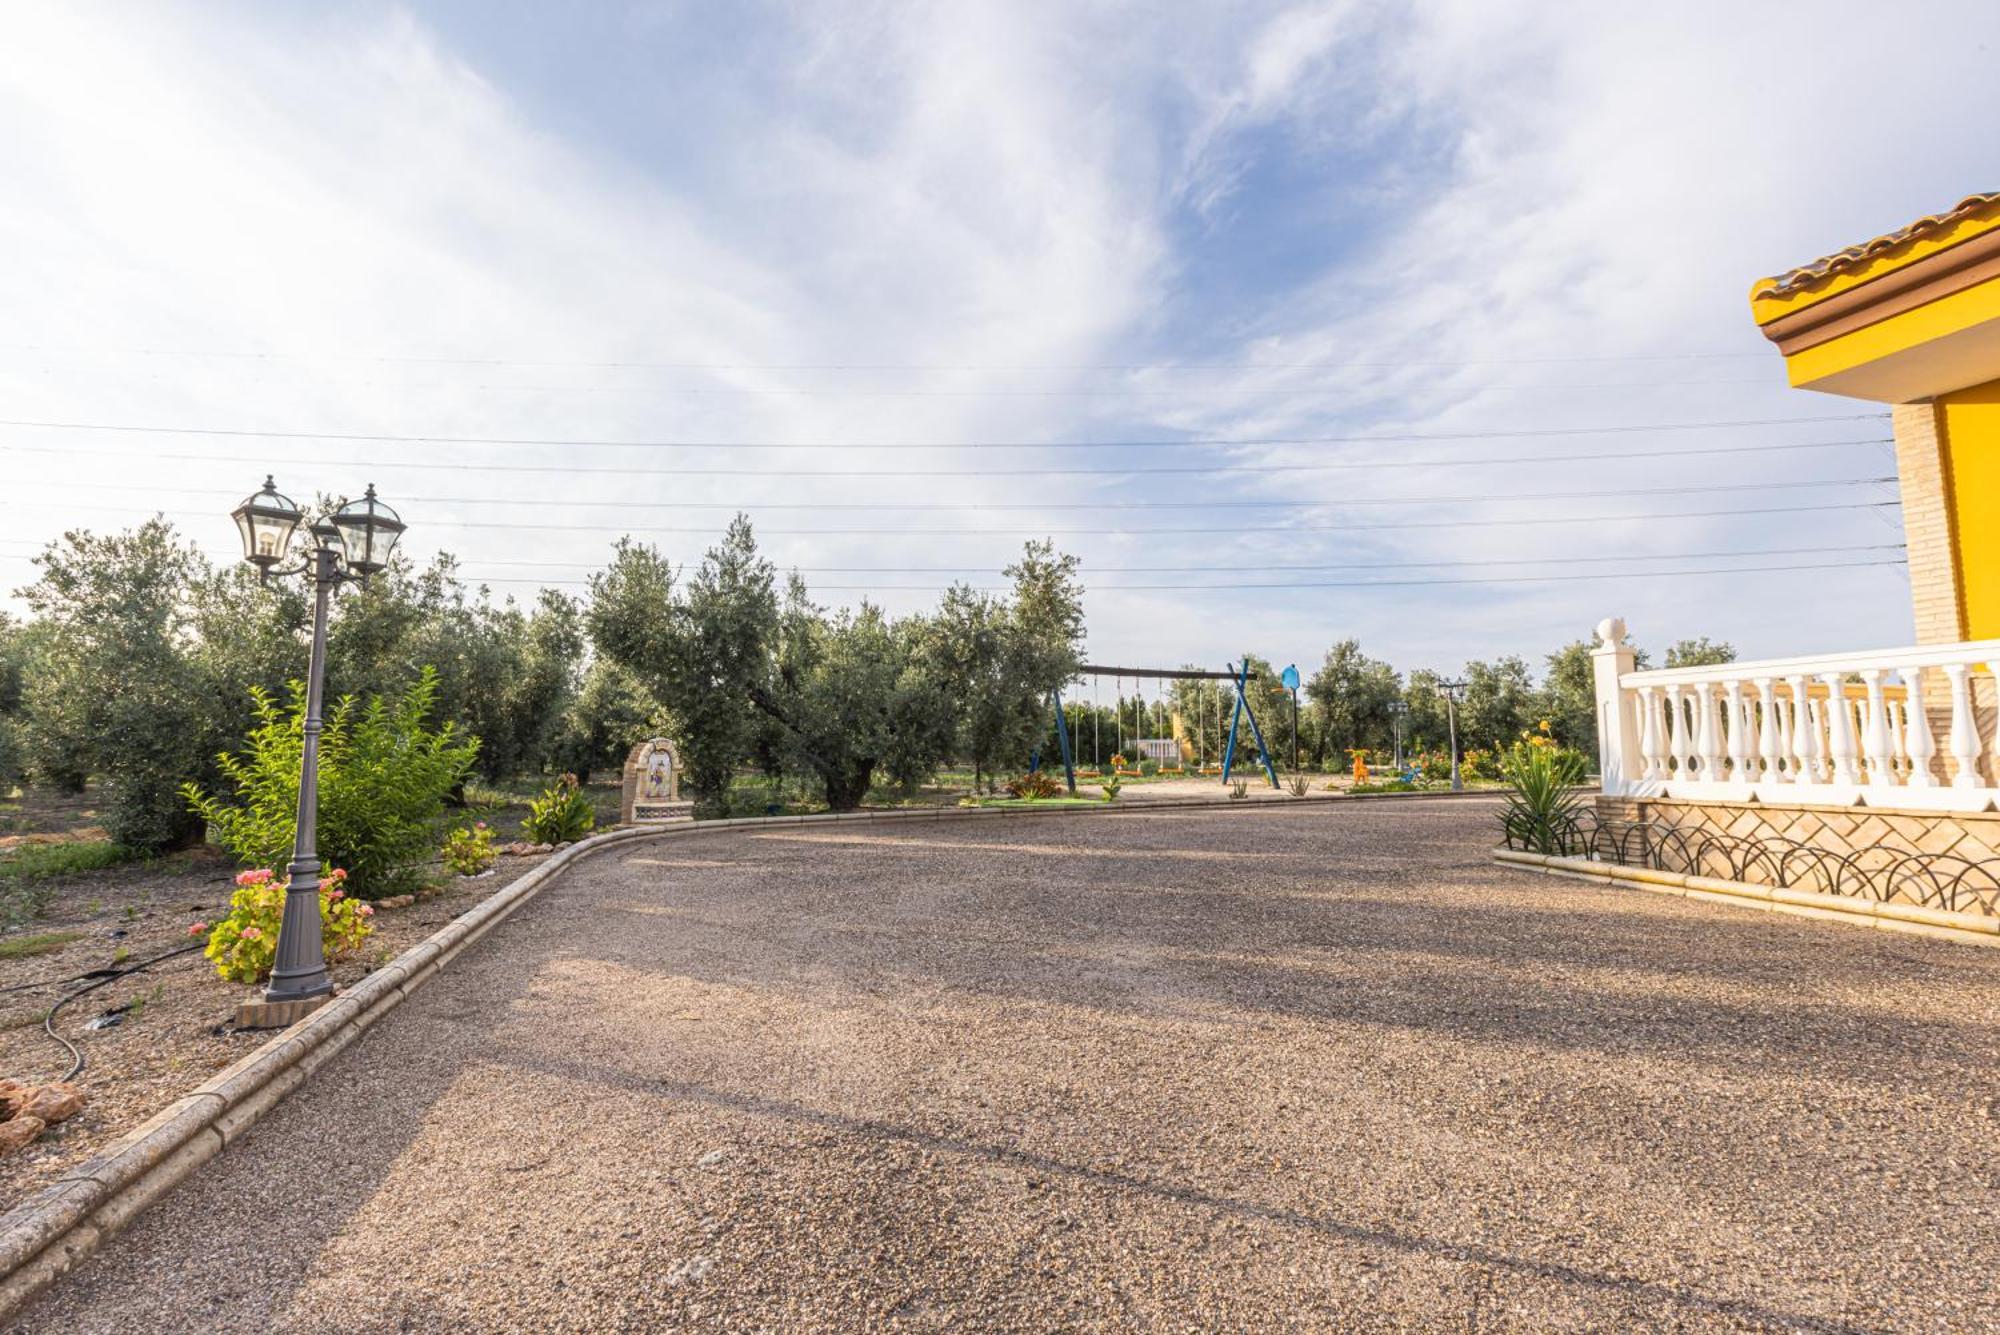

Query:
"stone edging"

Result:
[[1492, 848, 2000, 948], [0, 788, 1481, 1317]]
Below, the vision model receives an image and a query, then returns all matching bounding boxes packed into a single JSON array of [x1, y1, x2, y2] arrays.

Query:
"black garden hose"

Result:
[[37, 943, 206, 1083]]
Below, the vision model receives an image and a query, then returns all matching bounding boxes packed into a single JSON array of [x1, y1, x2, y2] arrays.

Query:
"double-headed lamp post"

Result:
[[1436, 679, 1467, 793], [231, 477, 403, 1017]]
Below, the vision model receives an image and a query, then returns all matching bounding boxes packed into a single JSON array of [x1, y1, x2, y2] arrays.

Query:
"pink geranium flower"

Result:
[[239, 926, 263, 940], [188, 921, 208, 936], [356, 904, 375, 917]]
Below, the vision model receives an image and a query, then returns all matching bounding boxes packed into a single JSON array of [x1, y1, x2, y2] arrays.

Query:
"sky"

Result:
[[2, 0, 1996, 678]]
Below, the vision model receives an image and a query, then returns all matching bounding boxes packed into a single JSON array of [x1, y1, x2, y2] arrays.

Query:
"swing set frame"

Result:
[[1046, 660, 1279, 795]]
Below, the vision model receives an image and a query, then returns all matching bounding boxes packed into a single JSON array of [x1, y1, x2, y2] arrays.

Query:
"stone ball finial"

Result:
[[1595, 616, 1626, 647]]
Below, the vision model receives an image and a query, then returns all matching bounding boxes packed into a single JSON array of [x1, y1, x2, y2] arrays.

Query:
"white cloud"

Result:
[[0, 0, 1991, 680]]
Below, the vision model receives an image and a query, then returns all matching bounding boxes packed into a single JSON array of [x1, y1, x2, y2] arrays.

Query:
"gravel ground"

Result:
[[16, 799, 2000, 1332]]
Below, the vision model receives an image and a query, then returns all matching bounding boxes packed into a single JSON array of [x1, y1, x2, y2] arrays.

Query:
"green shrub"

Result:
[[0, 716, 19, 789], [185, 668, 479, 899], [194, 867, 374, 985], [1099, 774, 1122, 803], [441, 821, 498, 876], [523, 773, 594, 843], [0, 840, 139, 882], [1005, 771, 1062, 801], [1229, 780, 1249, 800], [1498, 723, 1589, 854]]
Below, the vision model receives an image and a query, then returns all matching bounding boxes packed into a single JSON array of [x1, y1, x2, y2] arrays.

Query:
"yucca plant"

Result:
[[1498, 722, 1589, 855]]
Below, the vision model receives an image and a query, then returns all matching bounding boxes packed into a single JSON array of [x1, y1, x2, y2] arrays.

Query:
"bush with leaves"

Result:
[[523, 773, 595, 843], [1498, 722, 1590, 854], [441, 821, 497, 876], [193, 867, 373, 985], [1005, 770, 1062, 800], [185, 668, 479, 898]]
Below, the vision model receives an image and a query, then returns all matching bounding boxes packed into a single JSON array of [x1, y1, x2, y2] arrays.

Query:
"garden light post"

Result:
[[1437, 679, 1466, 793], [1390, 699, 1408, 770], [230, 477, 403, 1022]]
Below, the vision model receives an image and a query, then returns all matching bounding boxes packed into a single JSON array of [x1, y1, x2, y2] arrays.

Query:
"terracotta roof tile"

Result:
[[1762, 192, 2000, 298]]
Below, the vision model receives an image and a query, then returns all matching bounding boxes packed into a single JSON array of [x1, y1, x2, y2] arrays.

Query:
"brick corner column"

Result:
[[1892, 400, 1966, 645]]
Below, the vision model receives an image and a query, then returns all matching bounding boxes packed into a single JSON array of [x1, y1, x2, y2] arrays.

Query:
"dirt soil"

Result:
[[0, 846, 555, 1205], [16, 798, 2000, 1332]]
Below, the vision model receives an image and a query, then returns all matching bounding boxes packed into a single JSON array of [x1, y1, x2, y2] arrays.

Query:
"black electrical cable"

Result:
[[0, 410, 1891, 451], [38, 943, 206, 1083]]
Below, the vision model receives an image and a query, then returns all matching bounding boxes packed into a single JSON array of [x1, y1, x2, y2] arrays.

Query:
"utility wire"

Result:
[[0, 498, 1904, 537], [0, 412, 1892, 451], [0, 369, 1784, 396], [14, 475, 1900, 512], [0, 436, 1894, 479], [431, 556, 1910, 594], [0, 540, 1910, 575], [0, 342, 1779, 370]]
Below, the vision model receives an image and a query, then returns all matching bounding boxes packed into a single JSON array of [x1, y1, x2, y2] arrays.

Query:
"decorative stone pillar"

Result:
[[1591, 617, 1639, 794]]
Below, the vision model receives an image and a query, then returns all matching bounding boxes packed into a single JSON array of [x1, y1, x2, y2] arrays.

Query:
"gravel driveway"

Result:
[[16, 799, 2000, 1332]]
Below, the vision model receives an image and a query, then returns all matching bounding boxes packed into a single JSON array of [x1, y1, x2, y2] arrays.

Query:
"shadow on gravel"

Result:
[[591, 886, 1999, 1090], [493, 1046, 1875, 1335]]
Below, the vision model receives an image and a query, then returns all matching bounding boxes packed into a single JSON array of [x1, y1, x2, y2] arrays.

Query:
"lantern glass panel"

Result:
[[230, 476, 303, 568], [331, 485, 403, 576]]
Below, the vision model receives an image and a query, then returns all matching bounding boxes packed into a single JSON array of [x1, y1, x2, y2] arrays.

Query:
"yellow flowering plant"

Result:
[[1498, 721, 1589, 854], [194, 867, 374, 985]]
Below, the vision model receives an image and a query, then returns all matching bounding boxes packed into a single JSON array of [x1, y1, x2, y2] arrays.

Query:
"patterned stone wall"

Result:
[[1597, 795, 2000, 861], [1593, 795, 2000, 916]]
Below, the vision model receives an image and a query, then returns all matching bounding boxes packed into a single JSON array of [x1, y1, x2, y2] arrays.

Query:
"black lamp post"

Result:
[[230, 477, 403, 1016], [1436, 679, 1467, 793]]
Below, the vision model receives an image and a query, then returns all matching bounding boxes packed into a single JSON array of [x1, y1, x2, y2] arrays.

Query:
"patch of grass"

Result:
[[0, 840, 139, 882], [0, 929, 85, 960], [959, 796, 1101, 810]]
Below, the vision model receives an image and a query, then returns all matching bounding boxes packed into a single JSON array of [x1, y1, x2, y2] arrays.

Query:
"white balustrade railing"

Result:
[[1590, 617, 2000, 812]]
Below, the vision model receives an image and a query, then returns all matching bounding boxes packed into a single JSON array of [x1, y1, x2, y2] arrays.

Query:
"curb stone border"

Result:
[[1492, 847, 2000, 948], [0, 789, 1490, 1318]]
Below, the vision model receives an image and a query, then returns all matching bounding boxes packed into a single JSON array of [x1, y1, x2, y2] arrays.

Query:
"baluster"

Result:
[[1694, 683, 1722, 780], [1943, 662, 1982, 788], [1858, 669, 1895, 788], [1786, 673, 1818, 783], [1722, 680, 1750, 786], [1665, 685, 1689, 780], [1755, 676, 1781, 784], [1888, 696, 1909, 782], [1821, 673, 1861, 786], [1637, 686, 1663, 780]]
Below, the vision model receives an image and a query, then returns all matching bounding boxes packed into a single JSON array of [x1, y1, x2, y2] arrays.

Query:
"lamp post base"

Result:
[[234, 993, 335, 1030]]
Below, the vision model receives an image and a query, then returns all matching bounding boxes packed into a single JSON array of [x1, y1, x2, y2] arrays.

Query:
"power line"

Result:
[[0, 498, 1904, 537], [0, 368, 1782, 396], [0, 412, 1892, 452], [0, 550, 1902, 593], [18, 475, 1898, 513], [413, 557, 1911, 593], [0, 541, 1907, 573], [0, 342, 1777, 371], [0, 436, 1894, 480]]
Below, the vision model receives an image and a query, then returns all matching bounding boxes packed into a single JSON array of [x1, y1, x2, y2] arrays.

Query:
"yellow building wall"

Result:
[[1940, 378, 2000, 638]]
